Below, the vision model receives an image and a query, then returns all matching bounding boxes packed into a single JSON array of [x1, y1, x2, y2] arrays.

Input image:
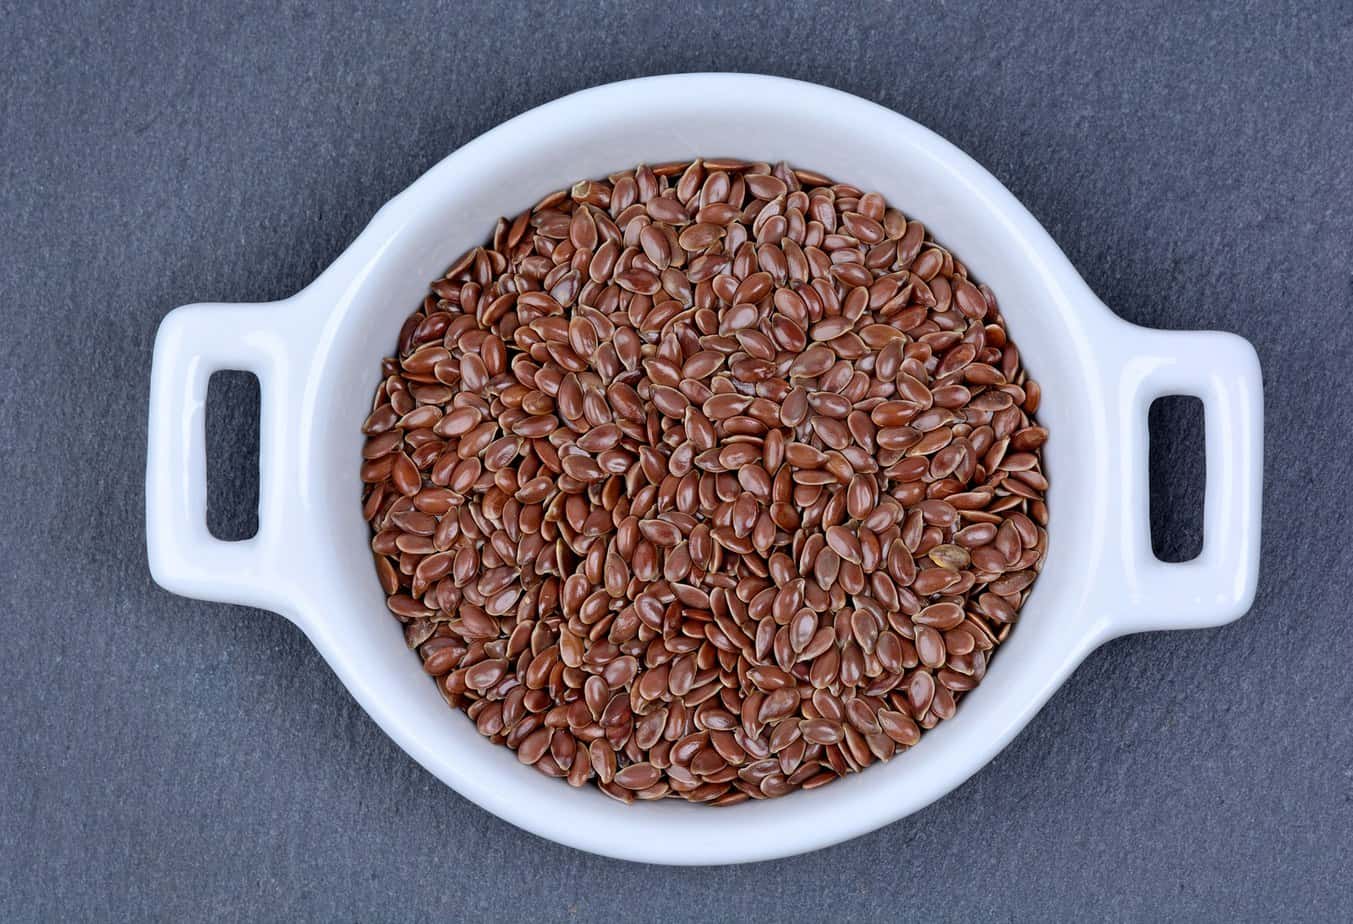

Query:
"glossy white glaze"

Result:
[[147, 74, 1263, 864]]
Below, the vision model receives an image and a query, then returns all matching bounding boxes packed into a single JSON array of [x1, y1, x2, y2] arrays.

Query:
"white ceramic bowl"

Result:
[[147, 73, 1263, 864]]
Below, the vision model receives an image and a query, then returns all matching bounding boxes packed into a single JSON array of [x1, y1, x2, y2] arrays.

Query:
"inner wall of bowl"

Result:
[[304, 79, 1099, 844]]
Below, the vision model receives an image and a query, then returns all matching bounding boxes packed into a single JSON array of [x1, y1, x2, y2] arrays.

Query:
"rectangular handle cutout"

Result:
[[205, 370, 261, 541], [1148, 395, 1205, 563]]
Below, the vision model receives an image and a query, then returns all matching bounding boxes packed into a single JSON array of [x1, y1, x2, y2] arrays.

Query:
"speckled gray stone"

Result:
[[2, 1, 1350, 920]]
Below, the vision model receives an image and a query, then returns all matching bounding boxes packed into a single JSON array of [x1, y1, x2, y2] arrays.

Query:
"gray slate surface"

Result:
[[3, 1, 1351, 920]]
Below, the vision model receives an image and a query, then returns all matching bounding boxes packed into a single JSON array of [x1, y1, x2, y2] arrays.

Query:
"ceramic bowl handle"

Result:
[[1097, 324, 1263, 637], [146, 301, 308, 618]]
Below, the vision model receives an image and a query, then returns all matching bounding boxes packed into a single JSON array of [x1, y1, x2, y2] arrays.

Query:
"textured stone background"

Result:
[[3, 1, 1350, 919]]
